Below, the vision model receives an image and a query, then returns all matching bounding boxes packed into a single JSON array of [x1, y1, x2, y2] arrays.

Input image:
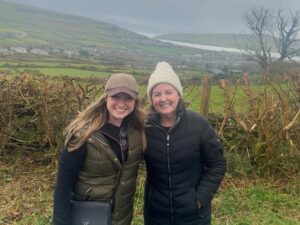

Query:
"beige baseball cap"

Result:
[[105, 73, 138, 99]]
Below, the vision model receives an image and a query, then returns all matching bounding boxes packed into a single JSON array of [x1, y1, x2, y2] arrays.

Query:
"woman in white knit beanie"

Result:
[[143, 62, 226, 225], [147, 61, 183, 99]]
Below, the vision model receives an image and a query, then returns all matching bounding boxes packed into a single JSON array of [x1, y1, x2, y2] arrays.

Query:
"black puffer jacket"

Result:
[[144, 109, 226, 225]]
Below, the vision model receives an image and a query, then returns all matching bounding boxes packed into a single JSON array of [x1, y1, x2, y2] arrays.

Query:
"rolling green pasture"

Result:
[[27, 68, 109, 78], [0, 58, 287, 113], [0, 56, 288, 103], [0, 64, 109, 77], [183, 83, 288, 113], [184, 86, 233, 113], [0, 57, 148, 78]]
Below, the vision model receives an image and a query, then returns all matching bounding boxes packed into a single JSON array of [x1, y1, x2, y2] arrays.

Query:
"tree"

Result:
[[242, 7, 300, 71], [242, 7, 273, 71], [273, 9, 300, 61]]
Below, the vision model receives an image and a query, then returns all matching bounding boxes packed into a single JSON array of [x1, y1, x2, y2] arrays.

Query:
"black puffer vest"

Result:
[[144, 109, 226, 225]]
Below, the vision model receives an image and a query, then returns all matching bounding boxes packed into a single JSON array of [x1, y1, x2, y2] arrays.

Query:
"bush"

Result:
[[217, 73, 300, 177], [0, 72, 299, 178], [0, 73, 103, 160]]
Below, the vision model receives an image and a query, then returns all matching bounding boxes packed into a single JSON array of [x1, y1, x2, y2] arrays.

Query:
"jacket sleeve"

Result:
[[52, 145, 86, 225], [196, 121, 226, 207]]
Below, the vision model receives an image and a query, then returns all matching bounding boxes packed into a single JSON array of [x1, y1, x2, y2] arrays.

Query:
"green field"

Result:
[[27, 68, 109, 77], [0, 55, 151, 78]]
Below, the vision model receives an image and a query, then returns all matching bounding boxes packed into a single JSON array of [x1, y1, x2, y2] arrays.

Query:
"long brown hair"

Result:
[[64, 94, 145, 152]]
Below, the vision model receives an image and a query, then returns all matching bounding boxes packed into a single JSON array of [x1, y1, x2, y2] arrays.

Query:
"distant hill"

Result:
[[0, 0, 265, 68], [0, 0, 200, 57]]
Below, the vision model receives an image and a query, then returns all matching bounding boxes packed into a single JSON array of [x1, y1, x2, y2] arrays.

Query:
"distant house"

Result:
[[193, 54, 202, 58], [11, 47, 27, 53], [50, 48, 63, 55], [207, 68, 224, 76], [63, 50, 79, 57], [0, 47, 10, 54], [30, 48, 48, 55]]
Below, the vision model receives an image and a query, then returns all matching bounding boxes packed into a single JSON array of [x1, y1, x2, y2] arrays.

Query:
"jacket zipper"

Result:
[[166, 133, 174, 224], [151, 117, 180, 225], [92, 131, 124, 168], [100, 130, 124, 163]]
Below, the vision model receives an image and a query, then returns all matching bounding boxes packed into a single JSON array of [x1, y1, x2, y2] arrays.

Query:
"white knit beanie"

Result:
[[147, 62, 183, 99]]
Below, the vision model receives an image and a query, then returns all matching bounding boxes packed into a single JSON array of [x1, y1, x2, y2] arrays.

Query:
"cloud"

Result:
[[4, 0, 300, 34]]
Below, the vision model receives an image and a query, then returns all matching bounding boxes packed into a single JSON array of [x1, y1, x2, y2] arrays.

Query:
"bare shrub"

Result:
[[218, 73, 300, 177], [0, 73, 104, 161], [1, 72, 299, 178]]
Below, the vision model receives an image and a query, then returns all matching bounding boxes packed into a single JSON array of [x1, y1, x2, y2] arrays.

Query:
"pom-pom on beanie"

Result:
[[147, 62, 183, 99]]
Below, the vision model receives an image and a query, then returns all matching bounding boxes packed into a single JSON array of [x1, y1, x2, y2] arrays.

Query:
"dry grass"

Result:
[[0, 157, 55, 224], [0, 159, 299, 225]]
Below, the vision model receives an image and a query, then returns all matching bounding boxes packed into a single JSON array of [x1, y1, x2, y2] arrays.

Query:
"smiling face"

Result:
[[106, 93, 135, 126], [151, 83, 180, 119]]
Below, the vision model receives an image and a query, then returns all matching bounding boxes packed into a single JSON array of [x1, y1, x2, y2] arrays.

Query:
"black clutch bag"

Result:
[[70, 200, 112, 225]]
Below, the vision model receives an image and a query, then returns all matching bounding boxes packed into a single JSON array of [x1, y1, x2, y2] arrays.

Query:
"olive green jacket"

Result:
[[73, 127, 143, 225]]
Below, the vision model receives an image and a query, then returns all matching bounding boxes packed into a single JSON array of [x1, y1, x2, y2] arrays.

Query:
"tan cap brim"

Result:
[[105, 87, 138, 99]]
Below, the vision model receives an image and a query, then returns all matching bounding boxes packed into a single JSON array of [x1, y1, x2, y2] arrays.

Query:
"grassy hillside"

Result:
[[0, 0, 199, 56], [0, 1, 259, 68]]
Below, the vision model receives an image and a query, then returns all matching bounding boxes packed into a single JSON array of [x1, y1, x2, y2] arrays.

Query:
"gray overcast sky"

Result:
[[5, 0, 300, 35]]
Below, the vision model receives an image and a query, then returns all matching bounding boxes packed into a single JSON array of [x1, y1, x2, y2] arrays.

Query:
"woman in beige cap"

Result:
[[53, 73, 145, 225], [144, 62, 226, 225]]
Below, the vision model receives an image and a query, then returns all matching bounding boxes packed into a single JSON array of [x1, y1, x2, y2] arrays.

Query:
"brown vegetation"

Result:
[[0, 73, 105, 160], [0, 72, 299, 177], [214, 73, 300, 177]]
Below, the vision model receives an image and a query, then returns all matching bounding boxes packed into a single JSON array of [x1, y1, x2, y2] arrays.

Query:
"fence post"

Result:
[[200, 75, 212, 117], [297, 74, 300, 103]]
